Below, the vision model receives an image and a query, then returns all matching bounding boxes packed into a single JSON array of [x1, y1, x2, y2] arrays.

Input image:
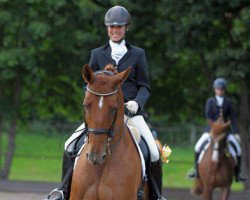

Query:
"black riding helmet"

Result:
[[213, 78, 227, 89], [104, 6, 131, 26]]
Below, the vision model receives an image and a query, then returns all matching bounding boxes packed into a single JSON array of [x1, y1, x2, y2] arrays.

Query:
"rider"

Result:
[[47, 5, 165, 200], [187, 78, 247, 182]]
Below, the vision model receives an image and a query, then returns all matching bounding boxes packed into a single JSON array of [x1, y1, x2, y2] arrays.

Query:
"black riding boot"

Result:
[[150, 159, 165, 200], [60, 150, 75, 200], [235, 156, 247, 182], [187, 152, 200, 178], [46, 151, 75, 200]]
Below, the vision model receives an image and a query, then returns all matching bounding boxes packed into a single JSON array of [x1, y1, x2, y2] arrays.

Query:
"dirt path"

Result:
[[0, 180, 249, 200], [0, 190, 249, 200], [0, 192, 46, 200]]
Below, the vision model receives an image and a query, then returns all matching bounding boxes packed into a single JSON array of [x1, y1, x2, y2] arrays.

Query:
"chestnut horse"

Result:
[[191, 114, 235, 200], [70, 65, 149, 200]]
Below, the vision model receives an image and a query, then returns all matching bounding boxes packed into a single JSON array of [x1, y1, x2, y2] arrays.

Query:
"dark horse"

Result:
[[70, 65, 149, 200], [191, 114, 235, 200]]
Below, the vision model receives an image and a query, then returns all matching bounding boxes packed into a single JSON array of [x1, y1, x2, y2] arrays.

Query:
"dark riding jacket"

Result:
[[88, 42, 151, 115], [205, 96, 239, 134]]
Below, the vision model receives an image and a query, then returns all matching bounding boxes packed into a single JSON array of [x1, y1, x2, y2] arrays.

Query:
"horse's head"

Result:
[[82, 64, 130, 165], [209, 110, 231, 141]]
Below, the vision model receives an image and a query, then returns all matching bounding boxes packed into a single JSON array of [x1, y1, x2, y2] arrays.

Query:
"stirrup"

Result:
[[236, 174, 248, 182], [187, 168, 197, 179], [45, 188, 64, 200]]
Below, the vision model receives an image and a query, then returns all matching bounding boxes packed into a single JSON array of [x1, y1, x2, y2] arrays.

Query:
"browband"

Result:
[[94, 70, 115, 76]]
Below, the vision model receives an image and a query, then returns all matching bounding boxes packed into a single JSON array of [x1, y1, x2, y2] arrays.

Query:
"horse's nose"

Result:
[[86, 151, 106, 165]]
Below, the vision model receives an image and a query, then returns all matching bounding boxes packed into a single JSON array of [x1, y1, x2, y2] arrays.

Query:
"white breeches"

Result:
[[227, 134, 241, 156], [194, 132, 210, 153], [64, 115, 160, 162], [194, 132, 241, 156], [129, 115, 160, 162]]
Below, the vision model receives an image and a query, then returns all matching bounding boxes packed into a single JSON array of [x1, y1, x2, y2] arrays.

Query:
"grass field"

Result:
[[0, 130, 244, 190]]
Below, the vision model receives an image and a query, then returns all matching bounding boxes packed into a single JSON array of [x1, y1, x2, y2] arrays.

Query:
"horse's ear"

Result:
[[82, 64, 94, 84], [114, 67, 131, 85]]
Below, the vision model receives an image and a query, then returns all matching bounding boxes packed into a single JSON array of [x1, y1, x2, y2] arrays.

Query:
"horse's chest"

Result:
[[74, 167, 137, 200], [82, 184, 134, 200], [72, 143, 141, 200]]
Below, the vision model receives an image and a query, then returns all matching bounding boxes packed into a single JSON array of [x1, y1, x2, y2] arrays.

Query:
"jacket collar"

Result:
[[102, 44, 116, 65], [102, 42, 132, 66], [103, 41, 132, 50], [214, 96, 227, 108]]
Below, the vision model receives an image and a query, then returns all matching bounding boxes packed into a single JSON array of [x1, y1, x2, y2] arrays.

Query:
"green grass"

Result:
[[1, 130, 64, 182], [0, 131, 244, 191], [9, 157, 61, 182], [163, 146, 194, 188]]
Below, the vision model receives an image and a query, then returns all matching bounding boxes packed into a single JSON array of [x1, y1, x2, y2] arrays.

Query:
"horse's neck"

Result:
[[109, 91, 129, 150]]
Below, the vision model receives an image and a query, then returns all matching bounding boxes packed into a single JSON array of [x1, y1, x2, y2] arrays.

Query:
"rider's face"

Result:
[[215, 88, 225, 96], [107, 25, 126, 42]]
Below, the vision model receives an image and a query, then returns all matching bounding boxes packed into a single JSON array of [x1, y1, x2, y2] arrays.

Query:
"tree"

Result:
[[0, 0, 101, 179]]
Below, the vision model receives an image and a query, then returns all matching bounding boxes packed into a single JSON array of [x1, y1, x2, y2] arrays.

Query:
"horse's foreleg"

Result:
[[191, 178, 203, 196], [221, 187, 230, 200], [203, 186, 213, 200], [142, 182, 150, 200]]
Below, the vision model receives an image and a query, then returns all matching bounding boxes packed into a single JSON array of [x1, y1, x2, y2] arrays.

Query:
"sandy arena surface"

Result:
[[0, 180, 249, 200], [0, 192, 47, 200]]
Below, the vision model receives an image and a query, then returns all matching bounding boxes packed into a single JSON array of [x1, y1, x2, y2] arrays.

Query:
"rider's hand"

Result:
[[234, 133, 241, 143], [125, 101, 139, 114]]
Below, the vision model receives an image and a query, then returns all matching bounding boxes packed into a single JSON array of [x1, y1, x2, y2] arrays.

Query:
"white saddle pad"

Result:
[[127, 126, 146, 179], [125, 116, 146, 178], [198, 141, 237, 164]]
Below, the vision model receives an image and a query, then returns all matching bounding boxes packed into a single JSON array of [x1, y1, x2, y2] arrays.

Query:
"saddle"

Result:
[[198, 137, 238, 164], [125, 117, 149, 163]]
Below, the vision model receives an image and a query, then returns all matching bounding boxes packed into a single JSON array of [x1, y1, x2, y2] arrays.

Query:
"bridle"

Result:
[[85, 84, 118, 140], [84, 70, 127, 154]]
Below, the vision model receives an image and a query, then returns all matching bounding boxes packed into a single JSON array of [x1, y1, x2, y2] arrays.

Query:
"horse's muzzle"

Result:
[[86, 151, 106, 165]]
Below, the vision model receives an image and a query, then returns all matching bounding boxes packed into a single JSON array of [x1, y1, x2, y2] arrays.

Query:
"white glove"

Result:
[[125, 101, 139, 114], [234, 134, 241, 143]]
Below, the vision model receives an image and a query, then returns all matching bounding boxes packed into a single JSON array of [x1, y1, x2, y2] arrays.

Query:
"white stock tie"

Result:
[[109, 40, 127, 65], [215, 95, 224, 107]]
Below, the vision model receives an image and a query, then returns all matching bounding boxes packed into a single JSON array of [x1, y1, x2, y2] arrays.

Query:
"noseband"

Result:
[[85, 70, 118, 139]]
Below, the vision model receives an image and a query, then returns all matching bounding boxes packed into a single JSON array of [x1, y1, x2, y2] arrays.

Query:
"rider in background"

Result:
[[47, 5, 165, 200], [187, 78, 247, 182]]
